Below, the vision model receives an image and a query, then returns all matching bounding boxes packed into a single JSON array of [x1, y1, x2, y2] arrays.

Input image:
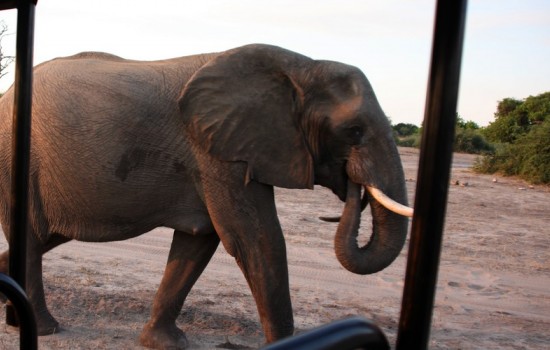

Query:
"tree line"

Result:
[[392, 91, 550, 184]]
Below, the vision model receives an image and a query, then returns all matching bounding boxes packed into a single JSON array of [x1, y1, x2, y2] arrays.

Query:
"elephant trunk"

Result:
[[334, 147, 411, 275]]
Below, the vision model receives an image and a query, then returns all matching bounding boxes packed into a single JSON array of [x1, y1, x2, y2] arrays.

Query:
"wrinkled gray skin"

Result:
[[0, 44, 408, 349]]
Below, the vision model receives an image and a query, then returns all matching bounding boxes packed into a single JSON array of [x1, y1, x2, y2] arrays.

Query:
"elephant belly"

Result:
[[40, 179, 213, 243], [50, 204, 214, 243], [163, 210, 216, 236]]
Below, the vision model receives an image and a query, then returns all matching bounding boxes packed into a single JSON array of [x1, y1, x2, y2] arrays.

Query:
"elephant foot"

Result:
[[3, 303, 61, 335], [36, 309, 61, 336], [140, 321, 189, 349]]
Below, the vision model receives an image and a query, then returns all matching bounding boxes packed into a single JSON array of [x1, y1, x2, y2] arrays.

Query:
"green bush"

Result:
[[475, 92, 550, 184], [395, 133, 421, 148], [393, 123, 419, 137], [454, 128, 494, 154], [392, 117, 493, 154], [513, 120, 550, 183], [474, 143, 514, 174], [392, 92, 549, 184]]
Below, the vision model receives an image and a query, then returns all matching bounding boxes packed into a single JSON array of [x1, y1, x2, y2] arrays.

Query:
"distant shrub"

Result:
[[454, 128, 494, 154], [392, 117, 492, 154], [474, 143, 513, 174], [475, 92, 550, 184], [393, 123, 419, 137], [395, 133, 421, 148], [509, 120, 550, 183]]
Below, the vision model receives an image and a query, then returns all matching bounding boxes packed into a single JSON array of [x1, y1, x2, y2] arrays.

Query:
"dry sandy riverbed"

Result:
[[0, 147, 549, 349]]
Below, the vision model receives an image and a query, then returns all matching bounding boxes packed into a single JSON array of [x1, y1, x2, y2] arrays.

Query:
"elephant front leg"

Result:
[[233, 232, 295, 343], [140, 230, 219, 350], [204, 178, 295, 343]]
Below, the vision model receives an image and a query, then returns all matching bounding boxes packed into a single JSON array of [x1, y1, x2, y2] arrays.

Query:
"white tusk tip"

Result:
[[366, 186, 414, 217]]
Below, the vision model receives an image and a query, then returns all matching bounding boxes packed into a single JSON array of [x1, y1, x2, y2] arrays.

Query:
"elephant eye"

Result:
[[345, 125, 364, 145]]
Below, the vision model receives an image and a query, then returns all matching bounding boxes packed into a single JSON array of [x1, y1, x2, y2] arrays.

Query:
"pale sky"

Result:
[[0, 0, 548, 126]]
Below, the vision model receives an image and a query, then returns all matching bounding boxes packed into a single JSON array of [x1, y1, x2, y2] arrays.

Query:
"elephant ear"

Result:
[[178, 45, 314, 189]]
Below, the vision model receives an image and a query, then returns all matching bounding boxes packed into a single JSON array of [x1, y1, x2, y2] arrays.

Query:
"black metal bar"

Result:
[[262, 316, 389, 350], [395, 1, 468, 349], [6, 0, 36, 328], [0, 274, 37, 349]]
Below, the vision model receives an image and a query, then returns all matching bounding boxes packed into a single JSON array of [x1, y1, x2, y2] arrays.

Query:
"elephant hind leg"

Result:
[[0, 249, 8, 275], [0, 250, 8, 302], [140, 230, 220, 349], [0, 233, 70, 305], [1, 231, 70, 334], [28, 233, 71, 335]]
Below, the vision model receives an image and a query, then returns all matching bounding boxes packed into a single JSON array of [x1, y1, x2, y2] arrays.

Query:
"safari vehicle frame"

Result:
[[0, 0, 467, 349]]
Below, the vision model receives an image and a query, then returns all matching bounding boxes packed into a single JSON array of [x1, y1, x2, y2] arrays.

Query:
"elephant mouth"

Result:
[[320, 183, 413, 222], [319, 188, 369, 222]]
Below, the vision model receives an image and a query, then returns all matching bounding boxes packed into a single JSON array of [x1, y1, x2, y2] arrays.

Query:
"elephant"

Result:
[[0, 44, 412, 349]]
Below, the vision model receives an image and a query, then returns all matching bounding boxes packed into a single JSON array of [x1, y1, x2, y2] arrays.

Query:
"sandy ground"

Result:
[[0, 147, 548, 349]]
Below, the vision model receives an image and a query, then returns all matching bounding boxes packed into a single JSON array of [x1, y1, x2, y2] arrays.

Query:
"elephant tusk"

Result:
[[366, 186, 414, 217]]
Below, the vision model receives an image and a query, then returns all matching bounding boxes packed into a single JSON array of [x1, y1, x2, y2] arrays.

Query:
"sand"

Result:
[[0, 147, 548, 349]]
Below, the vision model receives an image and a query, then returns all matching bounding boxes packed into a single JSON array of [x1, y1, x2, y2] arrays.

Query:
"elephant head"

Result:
[[179, 44, 412, 275]]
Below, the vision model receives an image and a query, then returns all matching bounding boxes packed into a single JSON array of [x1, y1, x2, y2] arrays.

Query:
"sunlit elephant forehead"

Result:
[[329, 94, 364, 123]]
